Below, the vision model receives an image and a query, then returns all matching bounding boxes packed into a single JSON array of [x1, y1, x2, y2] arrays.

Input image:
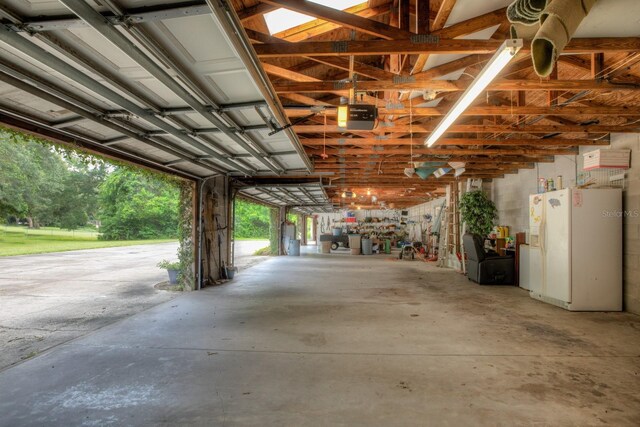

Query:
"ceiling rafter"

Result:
[[253, 37, 640, 57], [258, 0, 413, 40]]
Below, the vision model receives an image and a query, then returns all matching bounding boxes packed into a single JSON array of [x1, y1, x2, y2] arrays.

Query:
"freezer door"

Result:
[[542, 189, 571, 303], [527, 245, 543, 293], [569, 189, 622, 311]]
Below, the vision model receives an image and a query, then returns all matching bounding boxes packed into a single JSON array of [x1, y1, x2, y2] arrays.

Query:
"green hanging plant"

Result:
[[458, 190, 498, 237]]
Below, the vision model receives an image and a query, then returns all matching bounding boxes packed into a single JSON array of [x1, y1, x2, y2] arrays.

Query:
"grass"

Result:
[[0, 225, 176, 257], [253, 246, 275, 256]]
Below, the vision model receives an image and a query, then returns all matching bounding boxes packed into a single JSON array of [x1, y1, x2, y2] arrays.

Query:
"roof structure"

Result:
[[233, 0, 640, 209], [1, 0, 640, 211]]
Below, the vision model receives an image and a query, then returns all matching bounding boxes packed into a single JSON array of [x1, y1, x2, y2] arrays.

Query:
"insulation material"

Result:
[[507, 0, 550, 25], [510, 22, 540, 39], [532, 0, 599, 77]]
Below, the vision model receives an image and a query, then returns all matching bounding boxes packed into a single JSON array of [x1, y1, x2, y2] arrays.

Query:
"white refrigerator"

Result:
[[527, 188, 622, 311]]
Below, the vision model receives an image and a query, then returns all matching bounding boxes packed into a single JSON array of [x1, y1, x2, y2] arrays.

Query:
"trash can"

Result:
[[348, 234, 361, 255], [288, 239, 301, 256], [332, 227, 342, 236], [361, 238, 372, 255], [320, 241, 331, 253], [384, 239, 391, 254]]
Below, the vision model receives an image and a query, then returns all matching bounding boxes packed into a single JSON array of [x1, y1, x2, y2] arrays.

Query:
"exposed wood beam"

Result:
[[280, 93, 333, 106], [309, 147, 577, 156], [245, 29, 393, 80], [433, 0, 457, 30], [294, 123, 635, 133], [300, 137, 608, 146], [237, 3, 277, 22], [416, 0, 431, 33], [316, 156, 556, 163], [259, 0, 412, 40], [413, 5, 504, 74], [272, 3, 391, 42], [273, 79, 640, 93], [285, 105, 640, 117], [253, 38, 640, 57], [261, 63, 319, 83]]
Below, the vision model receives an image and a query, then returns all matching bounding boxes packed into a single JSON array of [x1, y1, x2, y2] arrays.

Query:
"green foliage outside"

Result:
[[268, 207, 279, 255], [0, 129, 106, 230], [1, 127, 181, 243], [234, 198, 270, 239], [458, 190, 498, 237], [98, 168, 179, 240]]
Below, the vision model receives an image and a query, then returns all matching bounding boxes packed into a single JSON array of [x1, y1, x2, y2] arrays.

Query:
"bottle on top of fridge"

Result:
[[556, 175, 563, 190], [538, 177, 546, 193]]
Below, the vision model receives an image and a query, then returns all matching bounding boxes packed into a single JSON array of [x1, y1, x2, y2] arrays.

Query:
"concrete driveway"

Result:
[[0, 242, 179, 370], [233, 239, 270, 271]]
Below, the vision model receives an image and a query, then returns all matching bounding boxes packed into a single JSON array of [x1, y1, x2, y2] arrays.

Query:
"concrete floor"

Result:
[[1, 248, 639, 426], [0, 243, 179, 370]]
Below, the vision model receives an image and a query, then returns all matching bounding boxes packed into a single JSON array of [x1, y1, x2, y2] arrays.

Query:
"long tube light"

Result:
[[424, 39, 523, 147]]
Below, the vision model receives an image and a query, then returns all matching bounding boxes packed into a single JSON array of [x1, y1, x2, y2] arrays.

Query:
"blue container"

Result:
[[288, 239, 301, 256], [332, 227, 342, 236], [361, 238, 372, 255]]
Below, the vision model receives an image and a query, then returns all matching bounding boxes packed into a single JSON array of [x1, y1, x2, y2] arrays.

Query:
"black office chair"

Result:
[[463, 233, 515, 285]]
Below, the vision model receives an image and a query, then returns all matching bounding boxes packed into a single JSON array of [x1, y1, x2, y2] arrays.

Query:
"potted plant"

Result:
[[157, 260, 181, 285], [458, 190, 498, 237]]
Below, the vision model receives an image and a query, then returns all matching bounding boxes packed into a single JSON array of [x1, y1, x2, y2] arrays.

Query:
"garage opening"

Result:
[[232, 197, 277, 271], [0, 129, 193, 369]]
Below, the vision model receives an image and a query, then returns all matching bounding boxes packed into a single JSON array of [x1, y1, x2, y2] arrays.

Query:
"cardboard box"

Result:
[[583, 149, 630, 170]]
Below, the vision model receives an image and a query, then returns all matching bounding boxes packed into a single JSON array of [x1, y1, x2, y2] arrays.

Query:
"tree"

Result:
[[234, 199, 270, 239], [458, 190, 498, 236], [98, 168, 179, 240], [1, 129, 109, 229], [50, 156, 107, 230], [0, 130, 67, 227]]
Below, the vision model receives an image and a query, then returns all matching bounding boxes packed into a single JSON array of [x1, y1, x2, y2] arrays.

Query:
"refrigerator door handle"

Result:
[[539, 218, 545, 254]]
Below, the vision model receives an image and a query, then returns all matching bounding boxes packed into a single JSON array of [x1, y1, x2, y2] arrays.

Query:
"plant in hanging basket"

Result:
[[458, 190, 498, 237]]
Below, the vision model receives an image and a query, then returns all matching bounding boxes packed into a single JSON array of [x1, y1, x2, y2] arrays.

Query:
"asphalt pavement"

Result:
[[0, 243, 179, 370]]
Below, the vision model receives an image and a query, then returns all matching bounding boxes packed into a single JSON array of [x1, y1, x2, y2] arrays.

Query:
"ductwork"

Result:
[[507, 0, 599, 77], [532, 0, 599, 77]]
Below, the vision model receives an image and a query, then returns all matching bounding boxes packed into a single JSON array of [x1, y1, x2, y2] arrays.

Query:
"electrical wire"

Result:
[[487, 52, 640, 141]]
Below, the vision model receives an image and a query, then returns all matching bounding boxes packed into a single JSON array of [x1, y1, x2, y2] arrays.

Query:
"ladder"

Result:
[[437, 205, 449, 267], [438, 183, 462, 268]]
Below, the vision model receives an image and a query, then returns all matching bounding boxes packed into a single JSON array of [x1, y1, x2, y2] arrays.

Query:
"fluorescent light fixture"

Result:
[[448, 161, 466, 169], [404, 167, 415, 178], [337, 105, 348, 128], [424, 39, 523, 147]]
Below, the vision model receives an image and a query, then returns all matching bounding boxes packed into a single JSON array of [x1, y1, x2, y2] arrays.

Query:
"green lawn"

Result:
[[0, 226, 176, 257]]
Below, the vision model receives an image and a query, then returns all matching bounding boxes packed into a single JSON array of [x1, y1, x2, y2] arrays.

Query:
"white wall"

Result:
[[491, 134, 639, 314], [491, 156, 579, 235], [406, 197, 447, 241]]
